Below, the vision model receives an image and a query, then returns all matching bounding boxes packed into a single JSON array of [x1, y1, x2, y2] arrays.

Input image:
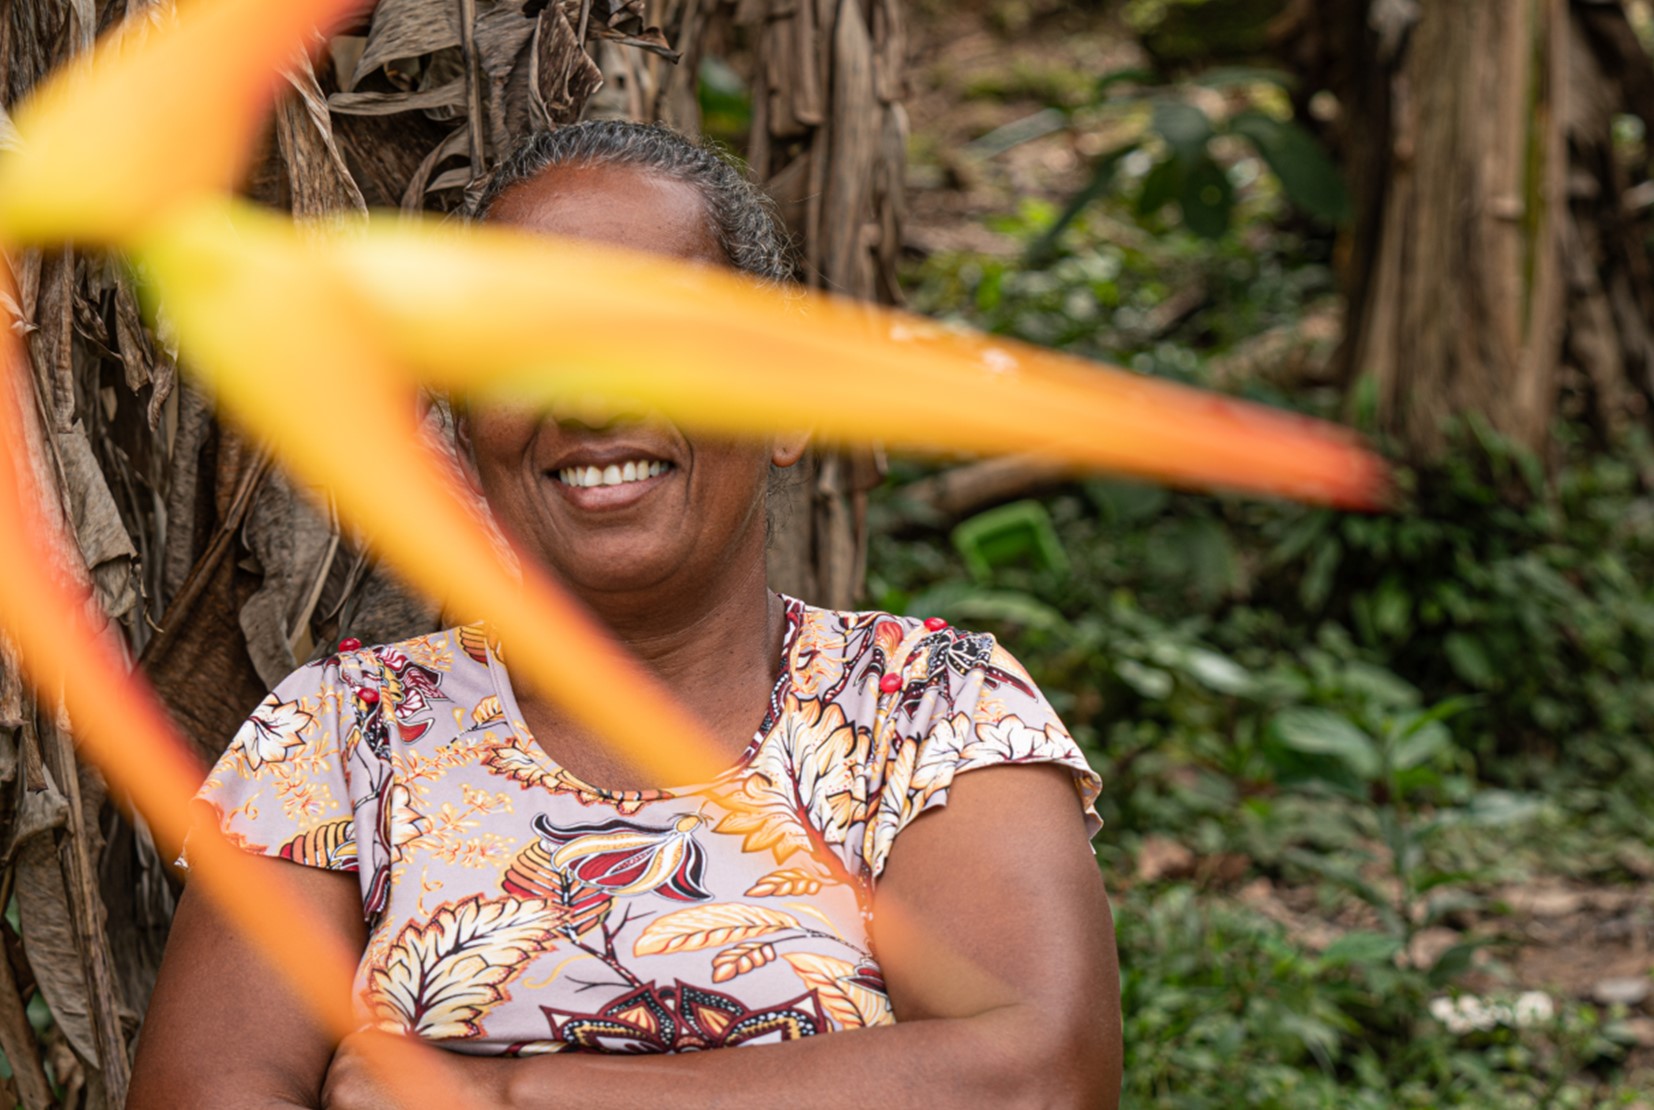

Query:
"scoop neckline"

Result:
[[477, 594, 805, 798]]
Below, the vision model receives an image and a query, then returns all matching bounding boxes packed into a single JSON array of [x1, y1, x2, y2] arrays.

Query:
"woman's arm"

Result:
[[129, 856, 367, 1110], [326, 763, 1122, 1110]]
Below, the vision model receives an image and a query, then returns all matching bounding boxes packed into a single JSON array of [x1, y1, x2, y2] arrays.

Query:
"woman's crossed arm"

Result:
[[133, 764, 1121, 1110]]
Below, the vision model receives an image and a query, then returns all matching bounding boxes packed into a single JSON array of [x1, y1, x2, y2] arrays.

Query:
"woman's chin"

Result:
[[551, 548, 687, 601]]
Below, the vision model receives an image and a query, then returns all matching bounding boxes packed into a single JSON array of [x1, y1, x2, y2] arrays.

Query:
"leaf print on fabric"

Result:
[[364, 894, 565, 1040], [711, 940, 779, 983], [385, 782, 431, 856], [543, 981, 829, 1052], [872, 618, 906, 662], [632, 904, 801, 957], [272, 770, 335, 823], [907, 712, 972, 800], [501, 841, 613, 939], [277, 817, 356, 869], [745, 868, 825, 897], [537, 813, 712, 901], [471, 695, 505, 728], [479, 735, 554, 789], [790, 613, 850, 700], [713, 695, 867, 866], [239, 697, 315, 771], [375, 645, 447, 744], [781, 952, 894, 1029], [964, 715, 1073, 765], [457, 623, 492, 665], [481, 737, 670, 815]]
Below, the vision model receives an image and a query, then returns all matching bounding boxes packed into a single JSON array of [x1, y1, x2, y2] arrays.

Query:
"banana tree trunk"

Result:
[[1282, 0, 1654, 465], [1346, 0, 1568, 462]]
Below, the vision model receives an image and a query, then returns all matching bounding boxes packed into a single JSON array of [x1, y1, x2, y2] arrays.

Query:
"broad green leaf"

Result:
[[1095, 67, 1158, 96], [1429, 942, 1482, 986], [1228, 110, 1352, 225], [1389, 720, 1451, 772], [1151, 98, 1214, 160], [1177, 154, 1235, 240], [1271, 708, 1382, 781], [1179, 648, 1255, 696], [908, 587, 1070, 634], [1026, 142, 1140, 265], [1445, 791, 1544, 829], [1321, 931, 1403, 968], [1399, 695, 1482, 735], [1194, 66, 1297, 90], [1339, 660, 1419, 708], [1137, 155, 1182, 219], [1370, 576, 1413, 640], [1443, 632, 1499, 689], [1116, 660, 1175, 700], [1084, 479, 1170, 524], [1299, 538, 1343, 610], [1161, 515, 1244, 603]]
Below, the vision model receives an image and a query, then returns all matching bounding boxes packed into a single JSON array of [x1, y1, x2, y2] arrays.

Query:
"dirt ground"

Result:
[[900, 1, 1140, 256]]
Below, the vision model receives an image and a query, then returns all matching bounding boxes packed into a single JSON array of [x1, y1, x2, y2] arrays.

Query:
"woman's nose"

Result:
[[548, 398, 648, 432]]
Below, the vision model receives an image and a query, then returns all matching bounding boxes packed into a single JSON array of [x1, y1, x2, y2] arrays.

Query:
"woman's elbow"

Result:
[[984, 1000, 1121, 1110]]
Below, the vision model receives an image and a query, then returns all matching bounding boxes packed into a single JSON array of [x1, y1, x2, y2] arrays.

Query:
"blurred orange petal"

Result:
[[0, 0, 354, 245], [333, 217, 1390, 510], [135, 202, 732, 788], [0, 287, 476, 1110]]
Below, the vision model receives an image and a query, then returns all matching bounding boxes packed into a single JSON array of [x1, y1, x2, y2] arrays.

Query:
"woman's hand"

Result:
[[322, 1029, 513, 1110]]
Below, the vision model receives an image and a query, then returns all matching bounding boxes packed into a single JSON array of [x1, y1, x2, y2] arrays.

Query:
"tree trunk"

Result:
[[0, 1, 906, 1104], [1282, 0, 1654, 465], [1347, 0, 1567, 461]]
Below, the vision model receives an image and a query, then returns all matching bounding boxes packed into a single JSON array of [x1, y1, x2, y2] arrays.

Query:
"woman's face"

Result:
[[458, 162, 805, 601]]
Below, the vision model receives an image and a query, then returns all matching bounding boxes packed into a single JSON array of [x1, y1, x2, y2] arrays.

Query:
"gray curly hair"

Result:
[[470, 120, 797, 284]]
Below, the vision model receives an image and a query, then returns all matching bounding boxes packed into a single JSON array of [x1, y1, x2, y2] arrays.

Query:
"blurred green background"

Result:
[[846, 0, 1654, 1104]]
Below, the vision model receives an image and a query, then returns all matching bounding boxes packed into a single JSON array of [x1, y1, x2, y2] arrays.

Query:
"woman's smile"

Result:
[[547, 452, 678, 512]]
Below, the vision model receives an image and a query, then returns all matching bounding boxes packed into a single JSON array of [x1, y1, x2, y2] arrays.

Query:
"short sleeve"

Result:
[[185, 656, 373, 886], [861, 627, 1102, 881]]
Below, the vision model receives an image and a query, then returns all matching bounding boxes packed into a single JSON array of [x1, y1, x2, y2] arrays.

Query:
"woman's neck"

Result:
[[590, 555, 782, 683], [505, 551, 787, 791]]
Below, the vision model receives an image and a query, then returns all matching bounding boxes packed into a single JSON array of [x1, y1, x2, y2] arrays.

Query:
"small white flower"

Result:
[[1429, 995, 1499, 1034], [1430, 991, 1553, 1035], [1513, 991, 1554, 1027], [1428, 996, 1461, 1029]]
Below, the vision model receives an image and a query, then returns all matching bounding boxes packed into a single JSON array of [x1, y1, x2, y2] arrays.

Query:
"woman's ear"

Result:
[[448, 403, 485, 491], [771, 431, 810, 469]]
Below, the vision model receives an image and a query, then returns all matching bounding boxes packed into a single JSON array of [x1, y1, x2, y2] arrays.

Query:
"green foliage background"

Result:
[[877, 67, 1654, 1101]]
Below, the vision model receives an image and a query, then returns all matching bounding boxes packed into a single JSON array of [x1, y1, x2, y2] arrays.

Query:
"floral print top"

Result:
[[193, 596, 1102, 1055]]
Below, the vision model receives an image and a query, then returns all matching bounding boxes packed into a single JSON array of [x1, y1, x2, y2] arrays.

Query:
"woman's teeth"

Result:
[[556, 460, 671, 488]]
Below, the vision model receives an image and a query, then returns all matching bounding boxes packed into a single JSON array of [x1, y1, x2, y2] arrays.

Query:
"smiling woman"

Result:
[[127, 121, 1122, 1110]]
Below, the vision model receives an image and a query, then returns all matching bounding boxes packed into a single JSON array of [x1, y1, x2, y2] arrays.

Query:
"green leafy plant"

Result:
[[1026, 67, 1350, 260], [890, 128, 1654, 1101]]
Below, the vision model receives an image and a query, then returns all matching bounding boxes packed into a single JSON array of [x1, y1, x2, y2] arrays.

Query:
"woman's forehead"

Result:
[[485, 163, 724, 266]]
